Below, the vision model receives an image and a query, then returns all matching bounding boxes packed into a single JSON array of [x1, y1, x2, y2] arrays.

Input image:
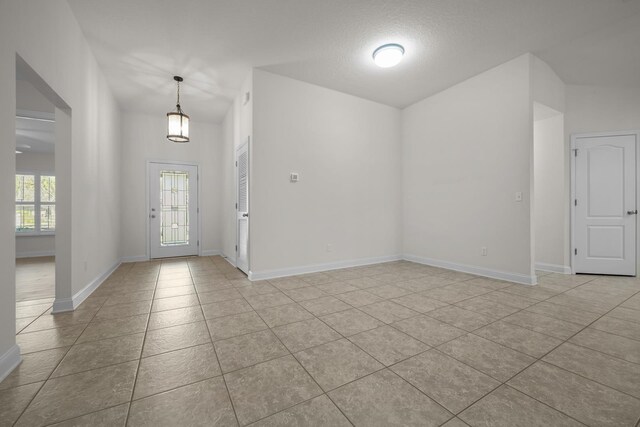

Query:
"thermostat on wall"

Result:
[[290, 172, 299, 183]]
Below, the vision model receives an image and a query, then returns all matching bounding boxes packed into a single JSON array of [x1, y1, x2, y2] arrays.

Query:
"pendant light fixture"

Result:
[[167, 76, 190, 143]]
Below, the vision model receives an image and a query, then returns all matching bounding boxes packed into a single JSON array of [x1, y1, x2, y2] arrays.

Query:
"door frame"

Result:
[[146, 160, 201, 260], [235, 140, 249, 274], [570, 130, 640, 275]]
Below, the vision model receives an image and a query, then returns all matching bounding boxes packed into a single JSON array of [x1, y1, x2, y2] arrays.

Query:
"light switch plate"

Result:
[[290, 172, 299, 182]]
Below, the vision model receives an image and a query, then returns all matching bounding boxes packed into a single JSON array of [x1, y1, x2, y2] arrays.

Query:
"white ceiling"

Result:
[[16, 79, 55, 154], [16, 116, 55, 154], [66, 0, 640, 123]]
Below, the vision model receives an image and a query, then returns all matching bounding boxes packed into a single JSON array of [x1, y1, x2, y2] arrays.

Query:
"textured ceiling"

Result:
[[66, 0, 640, 123], [15, 117, 55, 154], [15, 79, 55, 153]]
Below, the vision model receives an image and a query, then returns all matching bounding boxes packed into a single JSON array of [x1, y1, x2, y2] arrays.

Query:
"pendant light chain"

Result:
[[176, 78, 181, 110]]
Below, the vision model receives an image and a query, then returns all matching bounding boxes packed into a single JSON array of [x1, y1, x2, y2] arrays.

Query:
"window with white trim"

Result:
[[16, 173, 56, 234]]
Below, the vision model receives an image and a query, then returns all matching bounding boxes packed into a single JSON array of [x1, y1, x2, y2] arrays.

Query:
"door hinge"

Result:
[[197, 240, 200, 246], [235, 245, 238, 252], [574, 248, 577, 255], [573, 149, 578, 157], [197, 207, 200, 213], [574, 199, 577, 206], [235, 203, 238, 209], [235, 161, 238, 167]]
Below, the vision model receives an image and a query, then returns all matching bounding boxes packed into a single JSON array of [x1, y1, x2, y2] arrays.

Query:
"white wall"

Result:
[[249, 70, 402, 276], [119, 113, 223, 260], [530, 57, 568, 273], [534, 112, 566, 269], [402, 54, 534, 283], [15, 152, 56, 257], [0, 0, 122, 379], [532, 56, 565, 115], [16, 79, 55, 113], [221, 107, 236, 262], [566, 85, 640, 135], [220, 72, 253, 266]]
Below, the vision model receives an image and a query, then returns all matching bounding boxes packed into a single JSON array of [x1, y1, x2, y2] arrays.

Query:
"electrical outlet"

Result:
[[515, 191, 523, 202], [326, 243, 333, 252], [481, 247, 488, 256], [290, 172, 299, 183]]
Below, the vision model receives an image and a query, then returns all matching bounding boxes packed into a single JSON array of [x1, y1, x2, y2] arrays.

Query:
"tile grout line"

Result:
[[376, 274, 631, 422], [458, 275, 640, 422], [2, 268, 584, 424], [12, 280, 116, 427], [6, 261, 640, 426], [249, 303, 357, 426], [123, 264, 160, 426], [250, 276, 465, 424], [188, 265, 623, 423], [189, 260, 243, 427]]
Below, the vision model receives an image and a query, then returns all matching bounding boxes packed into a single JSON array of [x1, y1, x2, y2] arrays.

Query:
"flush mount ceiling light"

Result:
[[372, 43, 405, 68], [166, 76, 190, 143]]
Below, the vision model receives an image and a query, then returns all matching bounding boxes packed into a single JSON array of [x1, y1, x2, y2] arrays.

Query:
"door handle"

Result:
[[627, 210, 638, 215], [242, 213, 249, 217]]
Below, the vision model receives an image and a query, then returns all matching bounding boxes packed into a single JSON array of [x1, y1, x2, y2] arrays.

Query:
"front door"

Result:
[[149, 162, 198, 259], [573, 132, 637, 275]]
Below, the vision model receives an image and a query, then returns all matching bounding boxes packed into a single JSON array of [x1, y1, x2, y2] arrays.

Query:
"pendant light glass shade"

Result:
[[167, 110, 189, 142], [167, 76, 190, 143]]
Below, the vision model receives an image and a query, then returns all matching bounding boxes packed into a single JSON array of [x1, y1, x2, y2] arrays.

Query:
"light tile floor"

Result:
[[15, 257, 55, 302], [2, 257, 640, 426]]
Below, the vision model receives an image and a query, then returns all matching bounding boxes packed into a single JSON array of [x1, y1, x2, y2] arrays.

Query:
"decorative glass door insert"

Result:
[[160, 170, 189, 246], [149, 163, 198, 258]]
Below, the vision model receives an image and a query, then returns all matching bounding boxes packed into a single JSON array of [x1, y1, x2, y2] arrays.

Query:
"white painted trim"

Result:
[[201, 249, 221, 256], [120, 255, 149, 263], [15, 250, 55, 259], [403, 254, 537, 285], [222, 253, 237, 267], [51, 297, 74, 313], [0, 345, 21, 383], [248, 254, 403, 281], [570, 135, 576, 275], [52, 259, 121, 313], [535, 262, 571, 274]]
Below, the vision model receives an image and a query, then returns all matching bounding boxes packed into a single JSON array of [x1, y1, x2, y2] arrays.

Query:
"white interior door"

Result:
[[573, 133, 637, 276], [149, 162, 198, 259], [236, 143, 249, 274]]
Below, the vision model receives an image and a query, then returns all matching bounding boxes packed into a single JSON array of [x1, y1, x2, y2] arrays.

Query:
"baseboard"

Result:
[[52, 259, 121, 313], [120, 255, 149, 263], [0, 344, 22, 383], [535, 262, 572, 274], [15, 250, 55, 259], [221, 253, 237, 268], [403, 254, 537, 285], [52, 297, 74, 313], [201, 249, 221, 256], [248, 254, 403, 281]]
